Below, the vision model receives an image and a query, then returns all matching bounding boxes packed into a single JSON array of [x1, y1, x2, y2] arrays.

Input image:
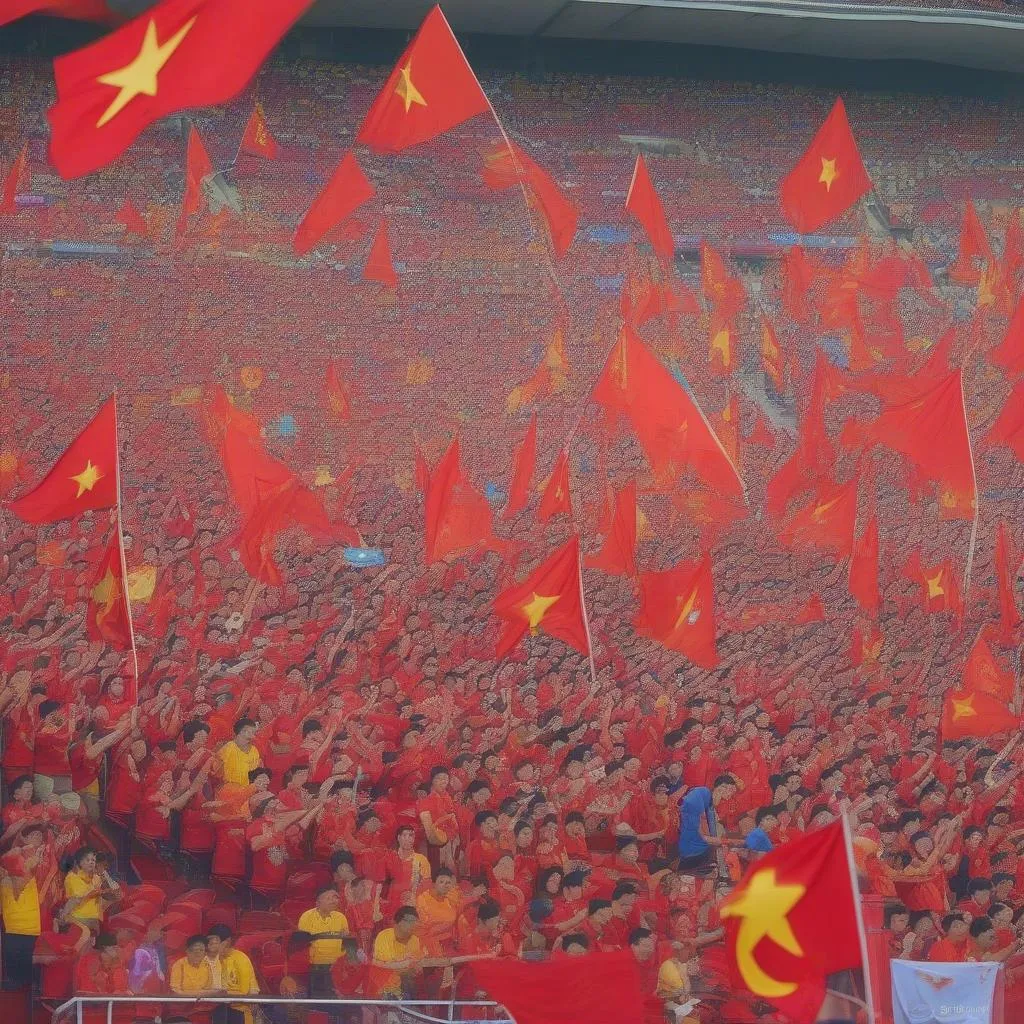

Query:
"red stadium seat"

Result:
[[203, 905, 238, 931]]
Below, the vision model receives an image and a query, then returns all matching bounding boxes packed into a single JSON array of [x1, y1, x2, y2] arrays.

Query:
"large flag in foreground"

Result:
[[942, 633, 1019, 740], [356, 5, 489, 153], [10, 397, 118, 523], [781, 97, 871, 234], [48, 0, 312, 178], [473, 950, 644, 1024], [493, 536, 589, 658], [720, 822, 864, 1024], [2, 1, 110, 27]]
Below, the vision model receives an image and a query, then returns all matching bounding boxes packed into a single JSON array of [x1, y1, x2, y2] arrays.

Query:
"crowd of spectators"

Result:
[[2, 50, 1024, 1024]]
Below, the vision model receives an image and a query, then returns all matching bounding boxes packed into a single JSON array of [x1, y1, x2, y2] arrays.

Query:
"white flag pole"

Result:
[[840, 812, 877, 1024]]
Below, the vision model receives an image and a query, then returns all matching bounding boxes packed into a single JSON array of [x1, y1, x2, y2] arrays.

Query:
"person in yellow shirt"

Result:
[[1, 826, 44, 990], [63, 847, 109, 930], [656, 943, 701, 1024], [217, 719, 262, 787], [170, 934, 223, 996], [368, 907, 424, 998], [297, 886, 350, 997], [208, 924, 259, 1024]]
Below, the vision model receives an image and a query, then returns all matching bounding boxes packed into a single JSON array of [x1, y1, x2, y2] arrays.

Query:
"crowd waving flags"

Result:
[[6, 1, 1024, 1018]]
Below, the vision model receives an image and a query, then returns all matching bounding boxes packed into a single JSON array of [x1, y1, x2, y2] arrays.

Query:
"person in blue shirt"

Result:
[[677, 775, 738, 871]]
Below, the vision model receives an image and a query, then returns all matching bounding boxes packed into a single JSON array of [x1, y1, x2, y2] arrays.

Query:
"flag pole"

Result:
[[840, 812, 877, 1024], [960, 369, 980, 597], [112, 393, 141, 699], [575, 539, 600, 688]]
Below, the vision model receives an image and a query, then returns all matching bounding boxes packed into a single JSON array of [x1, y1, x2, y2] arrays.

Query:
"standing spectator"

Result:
[[207, 924, 259, 1024], [0, 828, 43, 990], [218, 719, 262, 787], [298, 885, 351, 997]]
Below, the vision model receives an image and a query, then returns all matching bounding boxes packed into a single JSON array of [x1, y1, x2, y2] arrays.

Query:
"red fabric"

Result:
[[635, 553, 718, 668], [701, 242, 746, 320], [493, 535, 589, 658], [355, 5, 489, 153], [941, 681, 1019, 741], [503, 414, 536, 520], [948, 201, 994, 285], [985, 378, 1024, 460], [862, 370, 976, 521], [115, 198, 147, 236], [294, 150, 374, 255], [48, 0, 310, 178], [537, 450, 572, 522], [2, 0, 108, 26], [593, 325, 743, 498], [721, 822, 862, 1024], [177, 125, 213, 237], [1, 144, 27, 213], [994, 520, 1021, 642], [777, 476, 857, 556], [962, 627, 1013, 702], [483, 142, 578, 257], [473, 949, 644, 1024], [10, 396, 117, 523], [87, 528, 133, 650], [903, 550, 964, 619], [848, 514, 880, 616], [240, 101, 278, 159], [625, 154, 673, 261], [364, 221, 398, 286], [586, 479, 637, 577], [325, 363, 352, 420], [760, 317, 785, 390], [780, 97, 871, 234], [423, 437, 497, 565]]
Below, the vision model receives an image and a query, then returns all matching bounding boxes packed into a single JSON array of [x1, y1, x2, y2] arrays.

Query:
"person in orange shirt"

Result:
[[928, 913, 970, 962], [415, 868, 463, 956]]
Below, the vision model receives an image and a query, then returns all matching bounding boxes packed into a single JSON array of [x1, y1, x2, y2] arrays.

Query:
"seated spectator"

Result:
[[368, 906, 424, 999]]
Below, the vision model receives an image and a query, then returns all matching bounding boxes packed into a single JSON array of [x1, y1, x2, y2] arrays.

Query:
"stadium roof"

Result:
[[297, 0, 1024, 73]]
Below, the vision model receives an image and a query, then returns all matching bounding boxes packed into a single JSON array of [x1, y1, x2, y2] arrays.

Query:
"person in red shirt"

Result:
[[418, 766, 460, 873], [33, 700, 75, 797], [74, 933, 131, 1024], [466, 811, 502, 879], [928, 913, 971, 962]]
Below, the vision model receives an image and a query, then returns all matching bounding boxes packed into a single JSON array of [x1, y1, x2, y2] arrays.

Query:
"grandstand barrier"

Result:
[[53, 995, 511, 1024]]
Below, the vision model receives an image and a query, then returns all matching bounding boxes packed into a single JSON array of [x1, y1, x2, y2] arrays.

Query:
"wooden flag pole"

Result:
[[840, 812, 877, 1024], [961, 369, 980, 597], [112, 392, 141, 697], [575, 539, 600, 689]]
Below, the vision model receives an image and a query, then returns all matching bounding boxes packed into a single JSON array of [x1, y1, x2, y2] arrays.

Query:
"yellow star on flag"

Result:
[[925, 570, 945, 600], [395, 61, 427, 114], [96, 17, 198, 128], [818, 157, 839, 191], [91, 566, 119, 609], [721, 868, 807, 998], [811, 495, 841, 523], [951, 694, 977, 720], [522, 591, 559, 631], [674, 586, 700, 631], [70, 460, 104, 498]]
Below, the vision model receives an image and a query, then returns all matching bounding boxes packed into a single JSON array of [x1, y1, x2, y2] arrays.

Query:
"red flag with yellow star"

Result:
[[586, 480, 637, 577], [493, 536, 589, 658], [424, 438, 497, 564], [862, 370, 976, 521], [777, 476, 858, 556], [942, 636, 1019, 740], [700, 241, 745, 320], [355, 5, 489, 154], [87, 529, 132, 649], [963, 627, 1014, 702], [294, 151, 375, 256], [240, 101, 278, 159], [593, 326, 744, 499], [537, 450, 572, 523], [903, 550, 963, 618], [10, 397, 118, 523], [625, 154, 674, 261], [47, 0, 312, 179], [780, 97, 871, 234], [720, 821, 863, 1024], [635, 554, 718, 668]]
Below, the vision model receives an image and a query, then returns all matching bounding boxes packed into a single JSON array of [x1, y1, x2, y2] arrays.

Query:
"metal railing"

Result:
[[53, 995, 511, 1024]]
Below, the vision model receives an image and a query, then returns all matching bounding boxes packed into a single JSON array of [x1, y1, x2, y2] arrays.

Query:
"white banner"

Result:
[[891, 959, 1002, 1024]]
